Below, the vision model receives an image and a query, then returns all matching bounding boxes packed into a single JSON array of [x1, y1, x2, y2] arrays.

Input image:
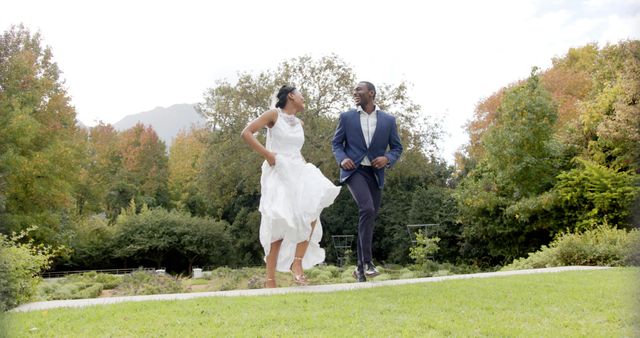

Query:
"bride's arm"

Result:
[[241, 109, 278, 166]]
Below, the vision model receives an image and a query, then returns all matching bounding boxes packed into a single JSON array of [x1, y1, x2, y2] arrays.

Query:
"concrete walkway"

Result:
[[12, 266, 609, 313]]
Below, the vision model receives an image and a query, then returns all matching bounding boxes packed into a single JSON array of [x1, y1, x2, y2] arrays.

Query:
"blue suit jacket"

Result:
[[332, 109, 403, 188]]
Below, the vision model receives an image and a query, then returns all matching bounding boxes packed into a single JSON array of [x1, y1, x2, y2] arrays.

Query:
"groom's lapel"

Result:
[[353, 110, 367, 148], [370, 110, 382, 147]]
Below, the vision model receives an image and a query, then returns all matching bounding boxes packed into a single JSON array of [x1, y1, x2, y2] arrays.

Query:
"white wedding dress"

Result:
[[259, 109, 341, 272]]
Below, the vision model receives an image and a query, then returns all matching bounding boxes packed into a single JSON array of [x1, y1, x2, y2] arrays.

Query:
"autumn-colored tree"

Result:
[[105, 123, 169, 220], [457, 41, 640, 266], [457, 70, 560, 263], [75, 123, 120, 215], [464, 44, 598, 162], [168, 127, 208, 215], [0, 25, 85, 242]]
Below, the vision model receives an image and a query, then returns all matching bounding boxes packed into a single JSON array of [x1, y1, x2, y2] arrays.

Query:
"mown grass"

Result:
[[3, 268, 638, 337]]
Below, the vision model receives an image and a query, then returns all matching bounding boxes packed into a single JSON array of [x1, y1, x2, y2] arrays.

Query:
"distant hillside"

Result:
[[76, 119, 88, 130], [113, 104, 206, 146]]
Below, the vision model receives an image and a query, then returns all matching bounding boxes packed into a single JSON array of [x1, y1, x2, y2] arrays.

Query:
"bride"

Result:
[[241, 85, 341, 288]]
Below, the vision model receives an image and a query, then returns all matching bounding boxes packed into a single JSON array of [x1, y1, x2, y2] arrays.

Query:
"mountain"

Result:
[[76, 119, 88, 130], [113, 104, 206, 146]]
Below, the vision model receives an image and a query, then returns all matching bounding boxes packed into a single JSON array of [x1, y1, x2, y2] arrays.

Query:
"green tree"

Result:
[[409, 186, 461, 262], [0, 25, 85, 244], [457, 69, 560, 264], [196, 54, 445, 265], [168, 127, 208, 216], [555, 158, 639, 230], [225, 207, 263, 267], [591, 41, 640, 171], [482, 68, 559, 198], [75, 123, 120, 216], [111, 206, 234, 272], [103, 123, 170, 221], [112, 206, 179, 268], [457, 41, 640, 266], [176, 217, 231, 272], [57, 215, 115, 270]]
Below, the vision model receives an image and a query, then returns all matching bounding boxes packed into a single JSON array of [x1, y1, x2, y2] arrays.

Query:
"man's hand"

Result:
[[340, 158, 356, 170], [371, 156, 389, 169]]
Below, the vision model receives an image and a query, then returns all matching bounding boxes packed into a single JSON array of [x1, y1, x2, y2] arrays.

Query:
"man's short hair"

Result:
[[360, 81, 376, 98]]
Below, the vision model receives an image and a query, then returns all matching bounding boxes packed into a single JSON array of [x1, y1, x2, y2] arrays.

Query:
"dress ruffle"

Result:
[[259, 154, 341, 272]]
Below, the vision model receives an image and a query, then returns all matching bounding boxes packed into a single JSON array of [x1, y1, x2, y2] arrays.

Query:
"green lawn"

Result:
[[3, 268, 638, 337]]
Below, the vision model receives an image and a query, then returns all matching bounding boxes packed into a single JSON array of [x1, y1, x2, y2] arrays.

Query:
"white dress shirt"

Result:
[[357, 105, 378, 166]]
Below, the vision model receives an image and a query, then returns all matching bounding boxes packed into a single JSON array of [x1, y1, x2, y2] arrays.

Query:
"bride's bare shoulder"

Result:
[[262, 109, 279, 128]]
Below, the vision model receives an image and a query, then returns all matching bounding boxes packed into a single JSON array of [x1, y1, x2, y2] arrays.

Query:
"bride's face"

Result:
[[289, 90, 305, 111]]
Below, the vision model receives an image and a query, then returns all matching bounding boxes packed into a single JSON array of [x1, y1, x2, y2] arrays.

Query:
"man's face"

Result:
[[353, 83, 373, 107]]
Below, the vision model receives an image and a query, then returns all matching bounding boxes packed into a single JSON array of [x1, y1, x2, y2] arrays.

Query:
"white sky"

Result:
[[2, 0, 639, 163]]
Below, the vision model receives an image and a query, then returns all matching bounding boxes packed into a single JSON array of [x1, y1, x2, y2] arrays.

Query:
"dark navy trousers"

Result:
[[346, 165, 381, 270]]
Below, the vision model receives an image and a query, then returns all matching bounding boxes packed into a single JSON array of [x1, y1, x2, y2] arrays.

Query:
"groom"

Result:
[[332, 81, 403, 282]]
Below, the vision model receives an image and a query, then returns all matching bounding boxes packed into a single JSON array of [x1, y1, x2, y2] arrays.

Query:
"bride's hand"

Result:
[[266, 152, 277, 166]]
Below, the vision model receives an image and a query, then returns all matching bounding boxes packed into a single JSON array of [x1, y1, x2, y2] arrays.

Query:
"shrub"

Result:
[[37, 272, 123, 301], [247, 276, 264, 289], [212, 267, 233, 279], [341, 266, 356, 279], [94, 273, 122, 289], [313, 271, 333, 284], [112, 207, 233, 274], [340, 276, 355, 283], [0, 227, 55, 311], [399, 271, 415, 279], [112, 270, 185, 296], [555, 158, 639, 230], [304, 268, 321, 279], [219, 278, 240, 291], [409, 232, 441, 270], [503, 224, 640, 270], [374, 274, 391, 281], [322, 265, 341, 278]]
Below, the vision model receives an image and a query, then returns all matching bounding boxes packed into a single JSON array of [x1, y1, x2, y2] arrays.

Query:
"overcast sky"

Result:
[[2, 0, 639, 162]]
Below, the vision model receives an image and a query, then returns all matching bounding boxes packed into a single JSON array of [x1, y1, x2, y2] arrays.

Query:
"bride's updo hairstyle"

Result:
[[275, 85, 296, 108]]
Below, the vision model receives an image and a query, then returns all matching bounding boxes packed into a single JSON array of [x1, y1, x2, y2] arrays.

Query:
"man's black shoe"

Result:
[[352, 269, 367, 282], [364, 262, 380, 277]]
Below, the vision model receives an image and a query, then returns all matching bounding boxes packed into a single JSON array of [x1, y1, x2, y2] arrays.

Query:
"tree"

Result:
[[482, 68, 559, 198], [111, 206, 234, 272], [0, 25, 85, 244], [176, 217, 231, 272], [555, 158, 639, 230], [57, 215, 114, 270], [592, 41, 640, 172], [225, 207, 263, 266], [409, 186, 461, 262], [194, 54, 445, 265], [168, 127, 208, 216], [112, 206, 179, 268], [75, 123, 120, 215], [457, 69, 560, 264], [457, 41, 640, 266], [104, 123, 170, 221]]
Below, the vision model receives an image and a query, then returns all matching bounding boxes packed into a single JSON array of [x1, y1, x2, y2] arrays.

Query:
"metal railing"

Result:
[[41, 267, 155, 279], [406, 224, 439, 244], [332, 234, 355, 266]]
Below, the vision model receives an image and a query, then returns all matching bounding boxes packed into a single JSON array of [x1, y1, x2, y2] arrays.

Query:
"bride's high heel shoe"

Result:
[[290, 257, 309, 286]]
